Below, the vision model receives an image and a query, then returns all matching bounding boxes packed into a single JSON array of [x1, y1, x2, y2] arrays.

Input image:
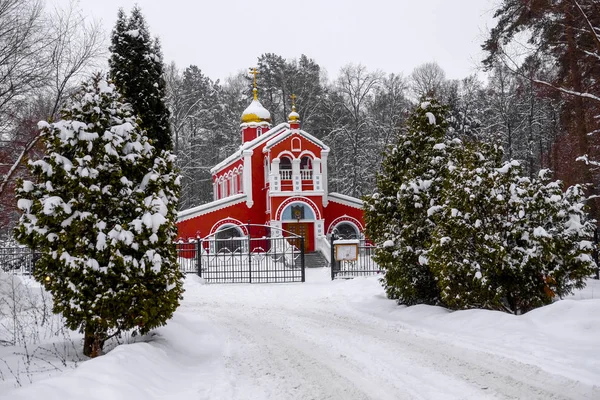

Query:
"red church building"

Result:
[[176, 79, 365, 256]]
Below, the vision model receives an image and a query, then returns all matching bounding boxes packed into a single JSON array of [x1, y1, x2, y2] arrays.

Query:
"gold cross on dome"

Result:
[[249, 67, 259, 99], [249, 67, 258, 86], [291, 94, 297, 109]]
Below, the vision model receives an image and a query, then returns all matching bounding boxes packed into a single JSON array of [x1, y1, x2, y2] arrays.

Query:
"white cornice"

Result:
[[270, 190, 324, 197], [177, 194, 247, 222], [328, 192, 363, 209], [263, 129, 329, 153]]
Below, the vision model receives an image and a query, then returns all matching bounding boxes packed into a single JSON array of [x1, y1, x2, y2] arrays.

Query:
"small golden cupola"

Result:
[[288, 94, 300, 130], [240, 68, 271, 143]]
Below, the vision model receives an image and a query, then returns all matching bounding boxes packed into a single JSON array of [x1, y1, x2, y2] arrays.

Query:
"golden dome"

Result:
[[241, 68, 271, 125], [288, 106, 300, 122], [288, 94, 300, 123], [241, 90, 271, 124]]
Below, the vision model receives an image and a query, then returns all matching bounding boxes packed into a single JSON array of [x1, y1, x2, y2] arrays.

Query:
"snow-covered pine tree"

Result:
[[505, 170, 596, 312], [109, 6, 172, 151], [428, 146, 526, 311], [428, 142, 505, 310], [364, 99, 458, 305], [14, 74, 183, 357], [429, 151, 596, 313]]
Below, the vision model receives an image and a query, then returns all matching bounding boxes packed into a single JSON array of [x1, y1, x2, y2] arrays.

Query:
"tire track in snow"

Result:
[[282, 307, 597, 400], [205, 309, 377, 400], [196, 300, 598, 400], [200, 304, 490, 400]]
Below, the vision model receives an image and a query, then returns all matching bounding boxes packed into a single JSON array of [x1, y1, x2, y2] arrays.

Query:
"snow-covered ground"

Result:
[[2, 269, 599, 399]]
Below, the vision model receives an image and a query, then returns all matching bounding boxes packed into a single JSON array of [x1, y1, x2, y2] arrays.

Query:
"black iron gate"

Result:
[[176, 224, 305, 283], [0, 246, 39, 274], [330, 235, 380, 279]]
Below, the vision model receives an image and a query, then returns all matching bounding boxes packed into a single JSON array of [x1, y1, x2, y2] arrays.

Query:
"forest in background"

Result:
[[168, 54, 563, 210], [1, 0, 599, 235]]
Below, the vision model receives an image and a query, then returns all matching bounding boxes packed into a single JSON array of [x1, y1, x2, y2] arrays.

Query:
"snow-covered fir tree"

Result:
[[109, 6, 172, 151], [365, 96, 596, 313], [430, 157, 596, 314], [364, 99, 460, 305], [504, 169, 595, 312], [14, 74, 183, 357], [427, 142, 507, 310]]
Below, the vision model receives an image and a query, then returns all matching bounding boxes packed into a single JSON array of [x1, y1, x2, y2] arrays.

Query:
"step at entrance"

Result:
[[303, 251, 329, 268]]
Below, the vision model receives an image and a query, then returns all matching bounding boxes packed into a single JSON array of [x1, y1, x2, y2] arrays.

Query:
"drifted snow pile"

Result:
[[364, 99, 596, 314], [14, 75, 183, 357]]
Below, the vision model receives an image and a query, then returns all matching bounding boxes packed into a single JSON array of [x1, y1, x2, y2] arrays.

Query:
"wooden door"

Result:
[[287, 223, 310, 252]]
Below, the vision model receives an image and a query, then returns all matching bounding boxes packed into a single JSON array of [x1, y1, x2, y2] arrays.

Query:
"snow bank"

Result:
[[5, 313, 226, 400], [345, 276, 600, 387]]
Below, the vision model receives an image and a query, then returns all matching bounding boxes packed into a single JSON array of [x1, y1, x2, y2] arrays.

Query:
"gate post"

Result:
[[247, 222, 252, 283], [196, 239, 202, 278], [300, 237, 305, 282], [330, 234, 336, 280]]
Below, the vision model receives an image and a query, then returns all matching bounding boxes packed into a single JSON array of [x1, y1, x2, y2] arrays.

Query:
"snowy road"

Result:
[[5, 269, 600, 400], [180, 270, 600, 400]]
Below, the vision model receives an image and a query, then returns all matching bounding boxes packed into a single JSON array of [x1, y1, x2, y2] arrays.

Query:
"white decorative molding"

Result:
[[328, 192, 363, 209], [269, 190, 324, 197], [264, 128, 330, 153], [177, 194, 247, 222], [315, 219, 325, 238], [321, 150, 329, 206], [274, 196, 322, 221], [270, 158, 281, 192], [327, 214, 364, 235], [292, 158, 301, 192], [312, 157, 322, 191], [243, 149, 253, 207]]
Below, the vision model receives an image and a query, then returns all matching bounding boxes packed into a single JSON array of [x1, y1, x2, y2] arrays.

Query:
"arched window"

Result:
[[291, 137, 301, 152], [217, 177, 223, 199], [300, 156, 312, 170], [300, 156, 312, 179], [232, 170, 238, 194], [280, 156, 292, 180], [264, 158, 270, 186], [334, 222, 359, 239], [280, 156, 292, 169], [220, 178, 227, 198], [215, 225, 244, 253]]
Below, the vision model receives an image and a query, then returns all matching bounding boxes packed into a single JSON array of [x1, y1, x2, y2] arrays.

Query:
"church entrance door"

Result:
[[286, 223, 311, 252]]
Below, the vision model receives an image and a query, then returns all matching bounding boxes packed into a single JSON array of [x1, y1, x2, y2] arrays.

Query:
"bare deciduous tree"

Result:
[[409, 62, 446, 99], [0, 0, 105, 230]]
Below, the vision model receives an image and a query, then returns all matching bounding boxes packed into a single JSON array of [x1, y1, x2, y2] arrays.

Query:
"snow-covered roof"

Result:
[[177, 193, 246, 222], [210, 123, 288, 174], [328, 192, 363, 209], [263, 129, 329, 152]]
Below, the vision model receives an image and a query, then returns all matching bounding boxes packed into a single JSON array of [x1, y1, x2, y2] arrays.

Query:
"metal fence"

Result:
[[176, 224, 305, 284], [330, 236, 381, 279], [0, 247, 39, 274]]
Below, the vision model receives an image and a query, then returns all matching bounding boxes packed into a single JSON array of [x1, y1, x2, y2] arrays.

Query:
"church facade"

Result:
[[176, 80, 365, 253]]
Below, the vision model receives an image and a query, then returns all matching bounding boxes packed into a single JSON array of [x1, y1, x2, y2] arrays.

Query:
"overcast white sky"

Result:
[[51, 0, 498, 82]]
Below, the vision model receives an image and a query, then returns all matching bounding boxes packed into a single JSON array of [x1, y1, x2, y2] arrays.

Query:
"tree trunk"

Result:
[[565, 6, 596, 218], [83, 325, 104, 358]]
